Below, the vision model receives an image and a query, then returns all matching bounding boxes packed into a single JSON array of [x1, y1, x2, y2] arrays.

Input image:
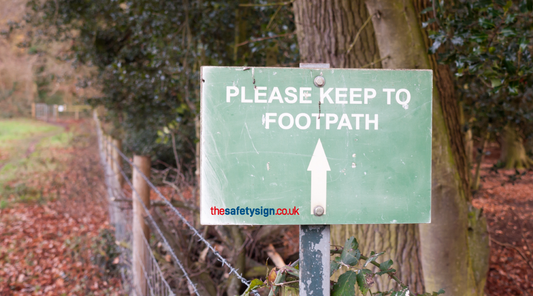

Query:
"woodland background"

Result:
[[1, 0, 533, 295]]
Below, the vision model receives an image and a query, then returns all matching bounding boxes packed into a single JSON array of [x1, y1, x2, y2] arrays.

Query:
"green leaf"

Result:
[[330, 258, 341, 276], [478, 18, 495, 29], [390, 289, 409, 296], [519, 36, 528, 51], [356, 269, 372, 295], [341, 237, 361, 266], [422, 18, 436, 28], [500, 28, 516, 37], [420, 6, 434, 14], [379, 259, 393, 271], [332, 271, 357, 296], [240, 279, 264, 296], [490, 78, 501, 88], [376, 268, 396, 275], [363, 251, 384, 267], [470, 32, 488, 43]]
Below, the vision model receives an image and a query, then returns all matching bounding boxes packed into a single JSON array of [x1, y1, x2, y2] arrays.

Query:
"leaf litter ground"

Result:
[[0, 118, 122, 295], [1, 118, 532, 295], [473, 143, 533, 295]]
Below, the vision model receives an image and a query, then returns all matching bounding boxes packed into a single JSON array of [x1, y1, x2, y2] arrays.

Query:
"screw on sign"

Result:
[[200, 64, 433, 295]]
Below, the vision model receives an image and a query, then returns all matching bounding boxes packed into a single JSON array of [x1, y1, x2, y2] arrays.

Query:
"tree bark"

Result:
[[294, 1, 424, 293], [294, 0, 381, 68], [499, 124, 533, 169], [365, 0, 489, 294]]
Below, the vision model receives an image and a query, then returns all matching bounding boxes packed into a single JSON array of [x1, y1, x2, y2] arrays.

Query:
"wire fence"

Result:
[[93, 112, 251, 295], [34, 103, 57, 121], [32, 103, 91, 120]]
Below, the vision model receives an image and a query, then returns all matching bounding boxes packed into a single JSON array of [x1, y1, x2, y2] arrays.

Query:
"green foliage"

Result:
[[340, 237, 361, 266], [245, 236, 444, 296], [91, 228, 121, 278], [426, 0, 533, 139], [26, 0, 298, 161], [332, 271, 357, 296], [355, 269, 372, 294], [241, 279, 264, 296]]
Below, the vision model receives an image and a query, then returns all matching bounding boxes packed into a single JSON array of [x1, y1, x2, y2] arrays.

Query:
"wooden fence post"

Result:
[[53, 105, 58, 122], [112, 139, 124, 188], [31, 103, 35, 118], [106, 135, 113, 170], [132, 155, 151, 295]]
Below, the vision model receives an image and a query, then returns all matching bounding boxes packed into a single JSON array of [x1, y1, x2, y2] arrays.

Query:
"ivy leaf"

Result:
[[470, 32, 488, 43], [332, 271, 357, 296], [524, 0, 533, 12], [491, 78, 502, 88], [356, 269, 373, 295], [478, 18, 495, 29], [341, 237, 361, 266], [500, 28, 516, 37], [519, 36, 528, 51], [420, 6, 434, 14]]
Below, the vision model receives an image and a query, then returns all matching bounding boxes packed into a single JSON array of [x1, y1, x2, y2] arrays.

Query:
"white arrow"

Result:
[[307, 139, 330, 215]]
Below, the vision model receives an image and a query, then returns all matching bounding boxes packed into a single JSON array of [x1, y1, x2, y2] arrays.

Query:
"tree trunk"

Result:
[[294, 0, 381, 68], [499, 124, 533, 169], [365, 0, 489, 295], [294, 1, 424, 293]]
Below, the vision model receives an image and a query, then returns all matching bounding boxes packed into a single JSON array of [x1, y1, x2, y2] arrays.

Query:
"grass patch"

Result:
[[0, 118, 61, 144], [0, 118, 69, 205]]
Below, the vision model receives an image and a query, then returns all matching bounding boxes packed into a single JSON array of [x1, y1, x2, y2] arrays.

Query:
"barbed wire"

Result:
[[139, 220, 175, 296], [107, 139, 251, 288], [114, 159, 197, 295], [103, 137, 200, 296]]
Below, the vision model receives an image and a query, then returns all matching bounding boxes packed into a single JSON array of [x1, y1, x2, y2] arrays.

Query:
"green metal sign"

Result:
[[200, 66, 432, 225]]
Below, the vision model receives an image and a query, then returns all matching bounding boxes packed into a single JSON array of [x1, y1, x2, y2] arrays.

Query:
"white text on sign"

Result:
[[226, 86, 413, 131]]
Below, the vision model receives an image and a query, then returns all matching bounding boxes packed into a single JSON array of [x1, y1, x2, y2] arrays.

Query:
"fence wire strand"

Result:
[[108, 139, 251, 288], [110, 152, 199, 296], [94, 111, 250, 293], [95, 114, 182, 295]]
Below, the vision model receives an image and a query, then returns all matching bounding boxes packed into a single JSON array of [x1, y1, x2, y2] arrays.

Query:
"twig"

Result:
[[431, 0, 441, 29], [170, 132, 181, 172], [346, 14, 374, 54], [163, 180, 187, 202], [236, 32, 295, 47], [239, 1, 293, 7], [509, 208, 533, 260], [272, 280, 299, 286], [360, 55, 390, 68], [491, 237, 533, 272], [266, 5, 282, 31], [111, 197, 198, 212]]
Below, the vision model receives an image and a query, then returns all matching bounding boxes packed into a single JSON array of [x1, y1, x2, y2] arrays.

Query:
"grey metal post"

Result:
[[299, 63, 330, 296]]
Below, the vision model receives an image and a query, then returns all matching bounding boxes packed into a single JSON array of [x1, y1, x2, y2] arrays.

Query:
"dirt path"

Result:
[[0, 120, 122, 295]]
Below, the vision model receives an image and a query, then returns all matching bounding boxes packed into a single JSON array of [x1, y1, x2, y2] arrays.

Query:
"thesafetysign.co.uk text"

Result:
[[226, 86, 412, 131], [210, 206, 300, 217]]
